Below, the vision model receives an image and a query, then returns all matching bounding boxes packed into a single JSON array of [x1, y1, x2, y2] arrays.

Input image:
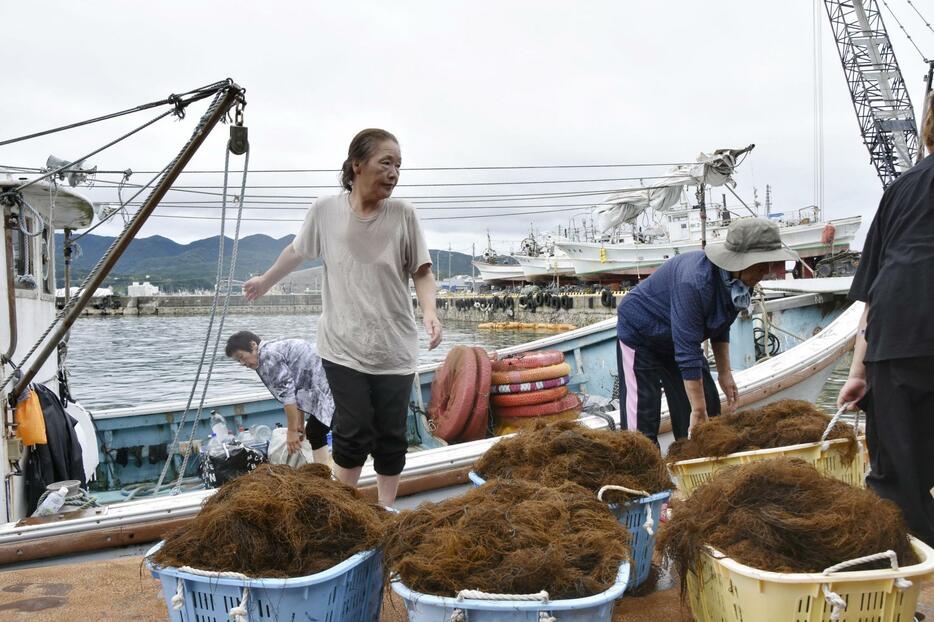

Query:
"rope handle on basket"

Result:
[[597, 485, 655, 536], [820, 405, 849, 451], [820, 550, 913, 620], [172, 566, 252, 620], [450, 590, 555, 622]]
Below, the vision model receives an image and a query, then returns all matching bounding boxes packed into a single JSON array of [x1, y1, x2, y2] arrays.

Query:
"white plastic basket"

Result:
[[392, 562, 630, 622], [145, 541, 384, 621], [686, 537, 934, 622]]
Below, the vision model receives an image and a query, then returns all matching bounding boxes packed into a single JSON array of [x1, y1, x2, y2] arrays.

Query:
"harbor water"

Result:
[[65, 312, 853, 416], [64, 313, 544, 411]]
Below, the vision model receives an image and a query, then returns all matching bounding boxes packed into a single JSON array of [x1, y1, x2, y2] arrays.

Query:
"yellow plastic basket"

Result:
[[669, 436, 866, 497], [686, 538, 934, 622]]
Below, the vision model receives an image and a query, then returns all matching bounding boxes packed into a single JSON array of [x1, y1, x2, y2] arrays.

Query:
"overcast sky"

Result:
[[4, 1, 933, 255]]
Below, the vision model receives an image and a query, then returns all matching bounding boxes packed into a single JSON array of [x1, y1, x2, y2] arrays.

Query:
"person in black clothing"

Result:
[[838, 92, 934, 547]]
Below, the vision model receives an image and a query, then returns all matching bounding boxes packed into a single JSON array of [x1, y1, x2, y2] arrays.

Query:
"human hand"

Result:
[[837, 377, 867, 411], [424, 315, 442, 350], [287, 429, 304, 454], [688, 409, 708, 438], [718, 371, 738, 414], [243, 276, 270, 301]]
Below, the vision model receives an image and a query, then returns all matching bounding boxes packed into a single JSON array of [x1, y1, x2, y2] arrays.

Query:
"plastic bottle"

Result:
[[210, 411, 229, 441], [205, 432, 226, 457], [33, 486, 68, 517], [236, 426, 254, 443], [251, 424, 272, 443]]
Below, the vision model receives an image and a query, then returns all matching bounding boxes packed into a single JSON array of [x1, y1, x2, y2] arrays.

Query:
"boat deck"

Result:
[[0, 555, 930, 621]]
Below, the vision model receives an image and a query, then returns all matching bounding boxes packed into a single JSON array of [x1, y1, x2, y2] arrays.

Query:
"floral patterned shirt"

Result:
[[256, 339, 334, 427]]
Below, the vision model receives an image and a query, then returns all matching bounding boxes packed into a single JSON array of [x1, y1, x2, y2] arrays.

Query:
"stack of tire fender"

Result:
[[427, 346, 492, 444], [489, 350, 579, 435]]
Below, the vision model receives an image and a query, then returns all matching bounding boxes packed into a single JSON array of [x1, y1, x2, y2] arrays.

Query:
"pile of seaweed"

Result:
[[383, 479, 630, 599], [666, 400, 857, 463], [658, 458, 918, 581], [473, 420, 672, 503], [152, 463, 387, 577]]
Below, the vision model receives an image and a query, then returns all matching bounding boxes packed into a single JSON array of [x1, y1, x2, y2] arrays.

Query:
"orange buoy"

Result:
[[459, 347, 492, 443], [427, 346, 478, 442], [490, 385, 568, 408], [490, 350, 564, 372], [493, 392, 581, 419], [491, 362, 572, 386]]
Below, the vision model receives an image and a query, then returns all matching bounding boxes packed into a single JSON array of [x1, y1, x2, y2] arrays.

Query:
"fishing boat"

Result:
[[510, 232, 575, 282], [470, 233, 525, 284], [0, 86, 862, 565], [556, 205, 861, 281]]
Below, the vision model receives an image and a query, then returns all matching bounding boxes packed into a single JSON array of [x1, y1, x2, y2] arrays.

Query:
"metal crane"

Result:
[[824, 0, 921, 187]]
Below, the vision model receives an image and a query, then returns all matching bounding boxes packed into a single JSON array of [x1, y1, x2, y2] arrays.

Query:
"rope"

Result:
[[228, 587, 250, 622], [820, 550, 913, 620], [0, 87, 236, 394], [0, 80, 229, 147], [13, 197, 44, 237], [820, 405, 848, 451], [597, 485, 655, 535], [170, 144, 250, 493], [171, 578, 185, 611]]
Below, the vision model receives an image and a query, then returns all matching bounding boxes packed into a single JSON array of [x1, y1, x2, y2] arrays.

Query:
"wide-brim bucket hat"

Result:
[[705, 217, 800, 272]]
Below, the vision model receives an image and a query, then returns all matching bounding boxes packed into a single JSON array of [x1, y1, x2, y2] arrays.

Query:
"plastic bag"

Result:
[[268, 427, 315, 468], [14, 388, 47, 445], [199, 442, 266, 489]]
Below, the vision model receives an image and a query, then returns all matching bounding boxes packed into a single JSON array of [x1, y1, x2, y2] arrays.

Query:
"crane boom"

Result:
[[824, 0, 920, 187]]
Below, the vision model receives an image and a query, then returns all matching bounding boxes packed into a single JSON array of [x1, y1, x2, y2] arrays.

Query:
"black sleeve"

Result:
[[849, 195, 887, 303]]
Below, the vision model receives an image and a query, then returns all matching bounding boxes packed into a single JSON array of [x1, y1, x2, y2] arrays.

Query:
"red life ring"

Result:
[[493, 392, 581, 418], [490, 375, 570, 395], [458, 347, 492, 443], [490, 386, 569, 408], [427, 346, 478, 442], [490, 350, 565, 372], [491, 362, 572, 386]]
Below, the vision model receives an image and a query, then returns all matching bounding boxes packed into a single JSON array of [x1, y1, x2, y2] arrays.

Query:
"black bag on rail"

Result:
[[199, 441, 267, 488]]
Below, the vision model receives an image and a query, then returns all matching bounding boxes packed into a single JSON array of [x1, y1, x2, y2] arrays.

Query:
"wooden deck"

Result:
[[0, 555, 930, 621]]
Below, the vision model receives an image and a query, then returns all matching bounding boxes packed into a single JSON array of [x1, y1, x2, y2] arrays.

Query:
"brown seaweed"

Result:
[[666, 400, 857, 464], [658, 458, 918, 582], [382, 479, 631, 599], [152, 463, 387, 578], [473, 420, 672, 504]]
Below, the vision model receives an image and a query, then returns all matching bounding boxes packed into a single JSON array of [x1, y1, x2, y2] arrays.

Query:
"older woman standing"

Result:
[[244, 128, 442, 506]]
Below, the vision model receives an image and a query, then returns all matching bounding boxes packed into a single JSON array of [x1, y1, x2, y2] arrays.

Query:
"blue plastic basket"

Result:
[[145, 541, 384, 622], [392, 562, 629, 622], [468, 471, 670, 591]]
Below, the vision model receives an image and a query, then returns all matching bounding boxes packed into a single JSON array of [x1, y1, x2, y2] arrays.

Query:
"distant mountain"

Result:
[[55, 233, 477, 292]]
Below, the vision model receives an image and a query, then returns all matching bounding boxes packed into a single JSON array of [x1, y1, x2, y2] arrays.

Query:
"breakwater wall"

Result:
[[424, 292, 622, 327], [61, 293, 322, 317]]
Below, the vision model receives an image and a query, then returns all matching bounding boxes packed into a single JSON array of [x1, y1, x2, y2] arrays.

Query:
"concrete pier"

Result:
[[59, 293, 322, 317]]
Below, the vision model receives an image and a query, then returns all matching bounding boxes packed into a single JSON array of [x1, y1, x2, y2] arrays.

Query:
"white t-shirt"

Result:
[[291, 193, 432, 374]]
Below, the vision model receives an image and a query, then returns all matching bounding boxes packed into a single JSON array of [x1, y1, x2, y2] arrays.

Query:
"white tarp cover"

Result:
[[593, 151, 740, 232]]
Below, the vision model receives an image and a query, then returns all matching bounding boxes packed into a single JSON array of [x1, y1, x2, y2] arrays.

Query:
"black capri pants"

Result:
[[321, 359, 415, 476], [304, 415, 330, 450]]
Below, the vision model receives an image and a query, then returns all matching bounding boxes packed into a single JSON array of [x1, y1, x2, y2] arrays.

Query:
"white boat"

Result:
[[512, 234, 576, 282], [556, 209, 861, 280]]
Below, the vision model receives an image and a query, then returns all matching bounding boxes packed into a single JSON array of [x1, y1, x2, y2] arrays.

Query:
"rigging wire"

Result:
[[0, 80, 230, 147], [903, 0, 934, 39], [813, 0, 825, 215], [11, 162, 695, 175], [881, 0, 930, 62], [2, 108, 177, 194]]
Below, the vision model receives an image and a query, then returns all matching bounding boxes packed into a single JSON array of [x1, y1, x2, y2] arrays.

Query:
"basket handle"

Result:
[[596, 485, 655, 536], [451, 590, 556, 622], [820, 550, 913, 620], [820, 405, 849, 451]]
